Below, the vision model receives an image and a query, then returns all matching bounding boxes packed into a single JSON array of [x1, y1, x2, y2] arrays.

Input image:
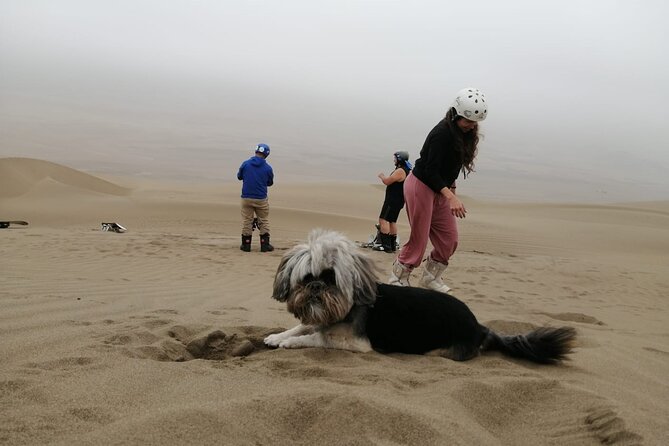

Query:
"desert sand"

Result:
[[1, 157, 668, 445]]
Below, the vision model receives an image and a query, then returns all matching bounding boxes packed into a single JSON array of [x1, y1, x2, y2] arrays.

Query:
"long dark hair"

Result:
[[444, 107, 479, 177]]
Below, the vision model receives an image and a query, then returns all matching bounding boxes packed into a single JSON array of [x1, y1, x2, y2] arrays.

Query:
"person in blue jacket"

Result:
[[237, 143, 274, 252]]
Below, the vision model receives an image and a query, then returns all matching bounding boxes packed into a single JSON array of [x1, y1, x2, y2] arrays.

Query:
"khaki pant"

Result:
[[241, 198, 270, 236]]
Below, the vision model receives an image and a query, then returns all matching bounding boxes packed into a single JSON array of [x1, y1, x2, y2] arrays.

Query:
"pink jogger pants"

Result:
[[397, 172, 458, 268]]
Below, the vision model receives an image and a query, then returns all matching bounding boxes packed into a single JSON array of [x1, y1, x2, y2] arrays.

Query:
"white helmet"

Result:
[[452, 87, 488, 121]]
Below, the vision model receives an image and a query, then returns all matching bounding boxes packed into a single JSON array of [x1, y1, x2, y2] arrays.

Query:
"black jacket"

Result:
[[411, 119, 462, 193]]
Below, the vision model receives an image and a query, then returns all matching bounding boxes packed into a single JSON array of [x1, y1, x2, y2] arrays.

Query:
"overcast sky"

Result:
[[1, 0, 668, 201]]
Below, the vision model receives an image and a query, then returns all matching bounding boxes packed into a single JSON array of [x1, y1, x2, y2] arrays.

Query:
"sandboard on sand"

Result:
[[101, 222, 127, 233], [0, 221, 29, 229]]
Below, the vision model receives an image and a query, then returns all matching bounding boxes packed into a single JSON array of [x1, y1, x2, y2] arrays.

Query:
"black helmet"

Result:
[[393, 151, 410, 163]]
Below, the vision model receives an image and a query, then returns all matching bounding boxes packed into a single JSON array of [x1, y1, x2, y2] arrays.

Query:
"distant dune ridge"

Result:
[[0, 157, 131, 198], [2, 157, 668, 445]]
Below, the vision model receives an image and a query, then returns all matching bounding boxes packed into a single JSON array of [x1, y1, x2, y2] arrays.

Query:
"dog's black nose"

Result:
[[307, 281, 325, 292]]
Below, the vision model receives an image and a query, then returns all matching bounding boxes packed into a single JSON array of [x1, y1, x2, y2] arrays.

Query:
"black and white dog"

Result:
[[264, 229, 575, 364]]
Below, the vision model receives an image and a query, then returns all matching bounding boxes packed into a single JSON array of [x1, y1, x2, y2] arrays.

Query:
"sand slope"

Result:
[[0, 157, 131, 199], [1, 158, 668, 445]]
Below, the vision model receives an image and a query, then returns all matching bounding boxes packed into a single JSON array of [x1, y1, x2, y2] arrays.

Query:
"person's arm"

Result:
[[267, 167, 274, 187], [440, 185, 466, 218], [377, 168, 406, 185], [421, 132, 451, 193], [237, 164, 244, 180]]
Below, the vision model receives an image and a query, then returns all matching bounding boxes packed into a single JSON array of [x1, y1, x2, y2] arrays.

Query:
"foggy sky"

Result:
[[1, 0, 668, 202]]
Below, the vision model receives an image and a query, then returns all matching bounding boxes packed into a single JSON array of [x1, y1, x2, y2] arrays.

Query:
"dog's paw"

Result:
[[278, 335, 320, 349], [264, 334, 302, 349], [278, 337, 302, 349], [264, 333, 283, 348]]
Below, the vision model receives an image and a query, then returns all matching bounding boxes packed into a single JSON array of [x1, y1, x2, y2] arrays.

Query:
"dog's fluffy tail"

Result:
[[481, 326, 576, 364]]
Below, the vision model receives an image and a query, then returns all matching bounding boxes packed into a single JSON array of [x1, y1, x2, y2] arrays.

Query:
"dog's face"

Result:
[[272, 229, 380, 326]]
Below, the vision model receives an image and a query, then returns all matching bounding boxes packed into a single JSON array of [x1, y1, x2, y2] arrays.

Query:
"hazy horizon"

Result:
[[1, 1, 668, 203]]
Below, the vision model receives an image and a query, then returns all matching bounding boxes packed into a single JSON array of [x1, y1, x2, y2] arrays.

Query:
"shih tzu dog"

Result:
[[264, 229, 576, 364]]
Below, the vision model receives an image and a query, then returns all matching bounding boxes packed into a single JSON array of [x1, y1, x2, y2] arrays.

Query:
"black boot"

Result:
[[260, 234, 274, 252], [240, 235, 252, 252], [382, 233, 395, 253], [389, 234, 398, 252], [373, 233, 394, 253]]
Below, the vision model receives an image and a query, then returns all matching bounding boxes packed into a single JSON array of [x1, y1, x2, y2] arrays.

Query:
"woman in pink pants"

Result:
[[389, 87, 488, 291]]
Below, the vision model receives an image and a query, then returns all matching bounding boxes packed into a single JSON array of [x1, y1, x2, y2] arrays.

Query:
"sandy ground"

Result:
[[1, 157, 668, 445]]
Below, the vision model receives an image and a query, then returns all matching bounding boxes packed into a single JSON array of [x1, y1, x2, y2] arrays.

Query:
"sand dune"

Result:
[[1, 158, 668, 445], [0, 157, 131, 198]]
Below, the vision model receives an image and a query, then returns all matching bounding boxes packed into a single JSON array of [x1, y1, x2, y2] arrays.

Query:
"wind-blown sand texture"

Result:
[[1, 157, 668, 445]]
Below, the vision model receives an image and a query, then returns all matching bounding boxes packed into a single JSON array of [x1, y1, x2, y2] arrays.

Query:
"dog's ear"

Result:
[[351, 250, 380, 306], [272, 253, 293, 302]]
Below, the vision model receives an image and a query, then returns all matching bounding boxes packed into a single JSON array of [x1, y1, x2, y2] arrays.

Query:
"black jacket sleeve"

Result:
[[420, 130, 452, 193]]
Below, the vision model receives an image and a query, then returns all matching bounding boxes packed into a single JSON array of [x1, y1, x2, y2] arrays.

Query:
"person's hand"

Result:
[[447, 195, 467, 218], [378, 173, 385, 180]]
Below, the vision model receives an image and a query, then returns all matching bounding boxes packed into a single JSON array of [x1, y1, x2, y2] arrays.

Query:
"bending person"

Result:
[[389, 88, 488, 291]]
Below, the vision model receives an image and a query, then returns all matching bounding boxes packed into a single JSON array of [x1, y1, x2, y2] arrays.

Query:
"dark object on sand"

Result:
[[101, 222, 127, 233], [0, 220, 28, 229]]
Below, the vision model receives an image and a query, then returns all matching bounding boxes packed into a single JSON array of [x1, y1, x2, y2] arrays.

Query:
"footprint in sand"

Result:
[[68, 406, 114, 425], [643, 346, 669, 356], [541, 312, 605, 325], [453, 379, 642, 445], [585, 407, 643, 445], [0, 378, 48, 404]]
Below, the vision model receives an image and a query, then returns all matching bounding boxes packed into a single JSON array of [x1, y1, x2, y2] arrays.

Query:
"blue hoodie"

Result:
[[237, 155, 274, 199]]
